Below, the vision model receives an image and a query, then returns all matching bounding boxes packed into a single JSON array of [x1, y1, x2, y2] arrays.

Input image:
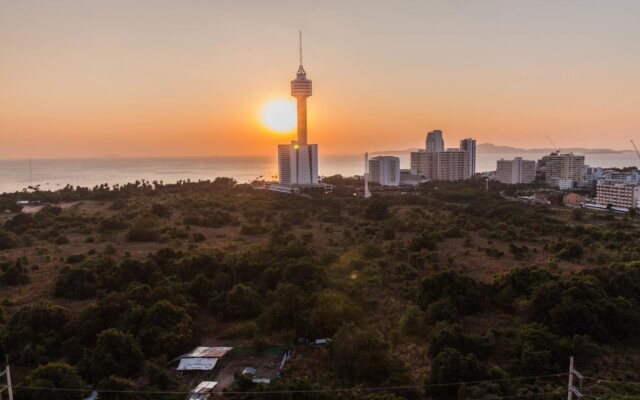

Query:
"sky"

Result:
[[1, 0, 639, 158]]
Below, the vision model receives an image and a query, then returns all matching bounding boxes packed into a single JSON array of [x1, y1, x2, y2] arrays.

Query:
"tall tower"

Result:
[[291, 31, 312, 145], [276, 31, 319, 188]]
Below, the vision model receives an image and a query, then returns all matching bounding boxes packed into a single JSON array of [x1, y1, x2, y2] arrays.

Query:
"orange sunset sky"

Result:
[[1, 0, 639, 159]]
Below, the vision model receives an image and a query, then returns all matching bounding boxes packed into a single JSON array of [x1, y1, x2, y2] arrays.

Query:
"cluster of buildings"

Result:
[[265, 36, 639, 211], [266, 37, 481, 193], [410, 130, 476, 181], [495, 152, 586, 188], [365, 130, 477, 188], [495, 151, 640, 211]]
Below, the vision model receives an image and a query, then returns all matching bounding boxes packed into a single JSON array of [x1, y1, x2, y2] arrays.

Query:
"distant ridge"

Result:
[[475, 143, 628, 154], [371, 143, 629, 156]]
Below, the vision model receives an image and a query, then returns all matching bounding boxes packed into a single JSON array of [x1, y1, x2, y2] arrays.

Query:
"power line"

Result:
[[15, 372, 568, 395], [583, 376, 640, 386], [468, 390, 565, 400]]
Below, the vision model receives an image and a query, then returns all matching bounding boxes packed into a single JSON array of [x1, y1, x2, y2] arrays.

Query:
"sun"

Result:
[[259, 98, 297, 133]]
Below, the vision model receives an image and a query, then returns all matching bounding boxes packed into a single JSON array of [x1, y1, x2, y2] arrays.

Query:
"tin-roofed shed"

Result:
[[188, 381, 218, 400], [182, 347, 233, 359]]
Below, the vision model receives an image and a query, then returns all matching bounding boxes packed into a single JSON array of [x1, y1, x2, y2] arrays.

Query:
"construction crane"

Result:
[[631, 140, 640, 164], [546, 136, 560, 153]]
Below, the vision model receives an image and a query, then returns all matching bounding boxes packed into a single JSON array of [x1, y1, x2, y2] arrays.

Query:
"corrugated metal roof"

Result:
[[177, 358, 218, 371], [182, 346, 233, 358], [192, 381, 218, 393]]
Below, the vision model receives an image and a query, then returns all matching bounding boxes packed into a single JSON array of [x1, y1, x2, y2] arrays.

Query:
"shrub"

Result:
[[192, 232, 206, 242], [331, 323, 393, 384], [0, 258, 30, 286], [419, 271, 484, 315], [211, 284, 263, 319], [309, 290, 360, 337], [365, 200, 390, 220], [54, 267, 97, 299], [66, 254, 86, 264], [0, 229, 19, 250], [151, 203, 172, 218], [54, 235, 70, 245], [126, 215, 160, 242], [400, 305, 425, 336]]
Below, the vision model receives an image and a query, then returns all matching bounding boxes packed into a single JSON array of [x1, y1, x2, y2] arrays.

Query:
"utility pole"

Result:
[[0, 359, 14, 400], [364, 152, 371, 198], [567, 356, 583, 399]]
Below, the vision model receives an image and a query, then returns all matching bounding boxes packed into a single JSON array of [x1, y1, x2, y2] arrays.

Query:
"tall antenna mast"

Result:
[[299, 30, 303, 66]]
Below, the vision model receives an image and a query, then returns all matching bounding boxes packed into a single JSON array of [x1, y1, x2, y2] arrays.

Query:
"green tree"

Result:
[[426, 348, 484, 399], [0, 229, 19, 250], [419, 271, 484, 315], [212, 284, 263, 319], [138, 300, 196, 358], [331, 323, 393, 384], [400, 305, 425, 336], [309, 290, 360, 337], [18, 361, 86, 400], [365, 200, 391, 220], [89, 328, 144, 381], [259, 283, 312, 336], [0, 257, 30, 286], [54, 267, 97, 299], [125, 215, 160, 242], [4, 302, 70, 363]]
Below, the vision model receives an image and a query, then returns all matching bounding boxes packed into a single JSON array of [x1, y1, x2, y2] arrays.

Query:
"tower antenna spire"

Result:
[[299, 30, 303, 66]]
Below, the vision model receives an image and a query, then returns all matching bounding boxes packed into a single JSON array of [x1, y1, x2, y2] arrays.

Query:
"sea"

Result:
[[1, 152, 638, 194]]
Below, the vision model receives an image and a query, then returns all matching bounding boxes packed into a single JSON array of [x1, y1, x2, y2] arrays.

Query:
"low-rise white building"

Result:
[[399, 169, 428, 186], [596, 181, 640, 209], [553, 178, 575, 190]]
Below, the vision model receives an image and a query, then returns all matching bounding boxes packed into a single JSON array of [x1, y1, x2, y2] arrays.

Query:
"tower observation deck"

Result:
[[291, 31, 312, 145], [267, 31, 330, 194]]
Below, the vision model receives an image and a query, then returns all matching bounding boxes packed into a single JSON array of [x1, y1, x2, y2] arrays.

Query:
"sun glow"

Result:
[[260, 98, 297, 133]]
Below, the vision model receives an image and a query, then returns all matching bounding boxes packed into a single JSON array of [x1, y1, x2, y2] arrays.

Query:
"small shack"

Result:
[[176, 346, 233, 372], [188, 381, 217, 400]]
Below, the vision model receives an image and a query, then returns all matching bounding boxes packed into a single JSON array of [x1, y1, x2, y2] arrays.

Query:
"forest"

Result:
[[1, 177, 640, 399]]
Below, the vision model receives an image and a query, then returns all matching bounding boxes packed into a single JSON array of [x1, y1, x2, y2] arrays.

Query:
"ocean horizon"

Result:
[[1, 152, 639, 194]]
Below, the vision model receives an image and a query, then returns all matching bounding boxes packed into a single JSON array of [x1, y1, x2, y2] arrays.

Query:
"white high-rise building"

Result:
[[410, 131, 475, 181], [496, 157, 536, 184], [426, 130, 444, 152], [369, 156, 400, 186], [541, 152, 585, 188], [278, 143, 319, 185], [460, 138, 476, 177]]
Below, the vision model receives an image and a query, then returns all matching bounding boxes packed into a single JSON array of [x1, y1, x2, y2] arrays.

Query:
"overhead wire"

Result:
[[14, 371, 568, 395]]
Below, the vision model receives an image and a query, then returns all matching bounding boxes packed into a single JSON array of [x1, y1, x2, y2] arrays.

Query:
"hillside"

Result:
[[371, 143, 629, 156], [1, 179, 640, 399]]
